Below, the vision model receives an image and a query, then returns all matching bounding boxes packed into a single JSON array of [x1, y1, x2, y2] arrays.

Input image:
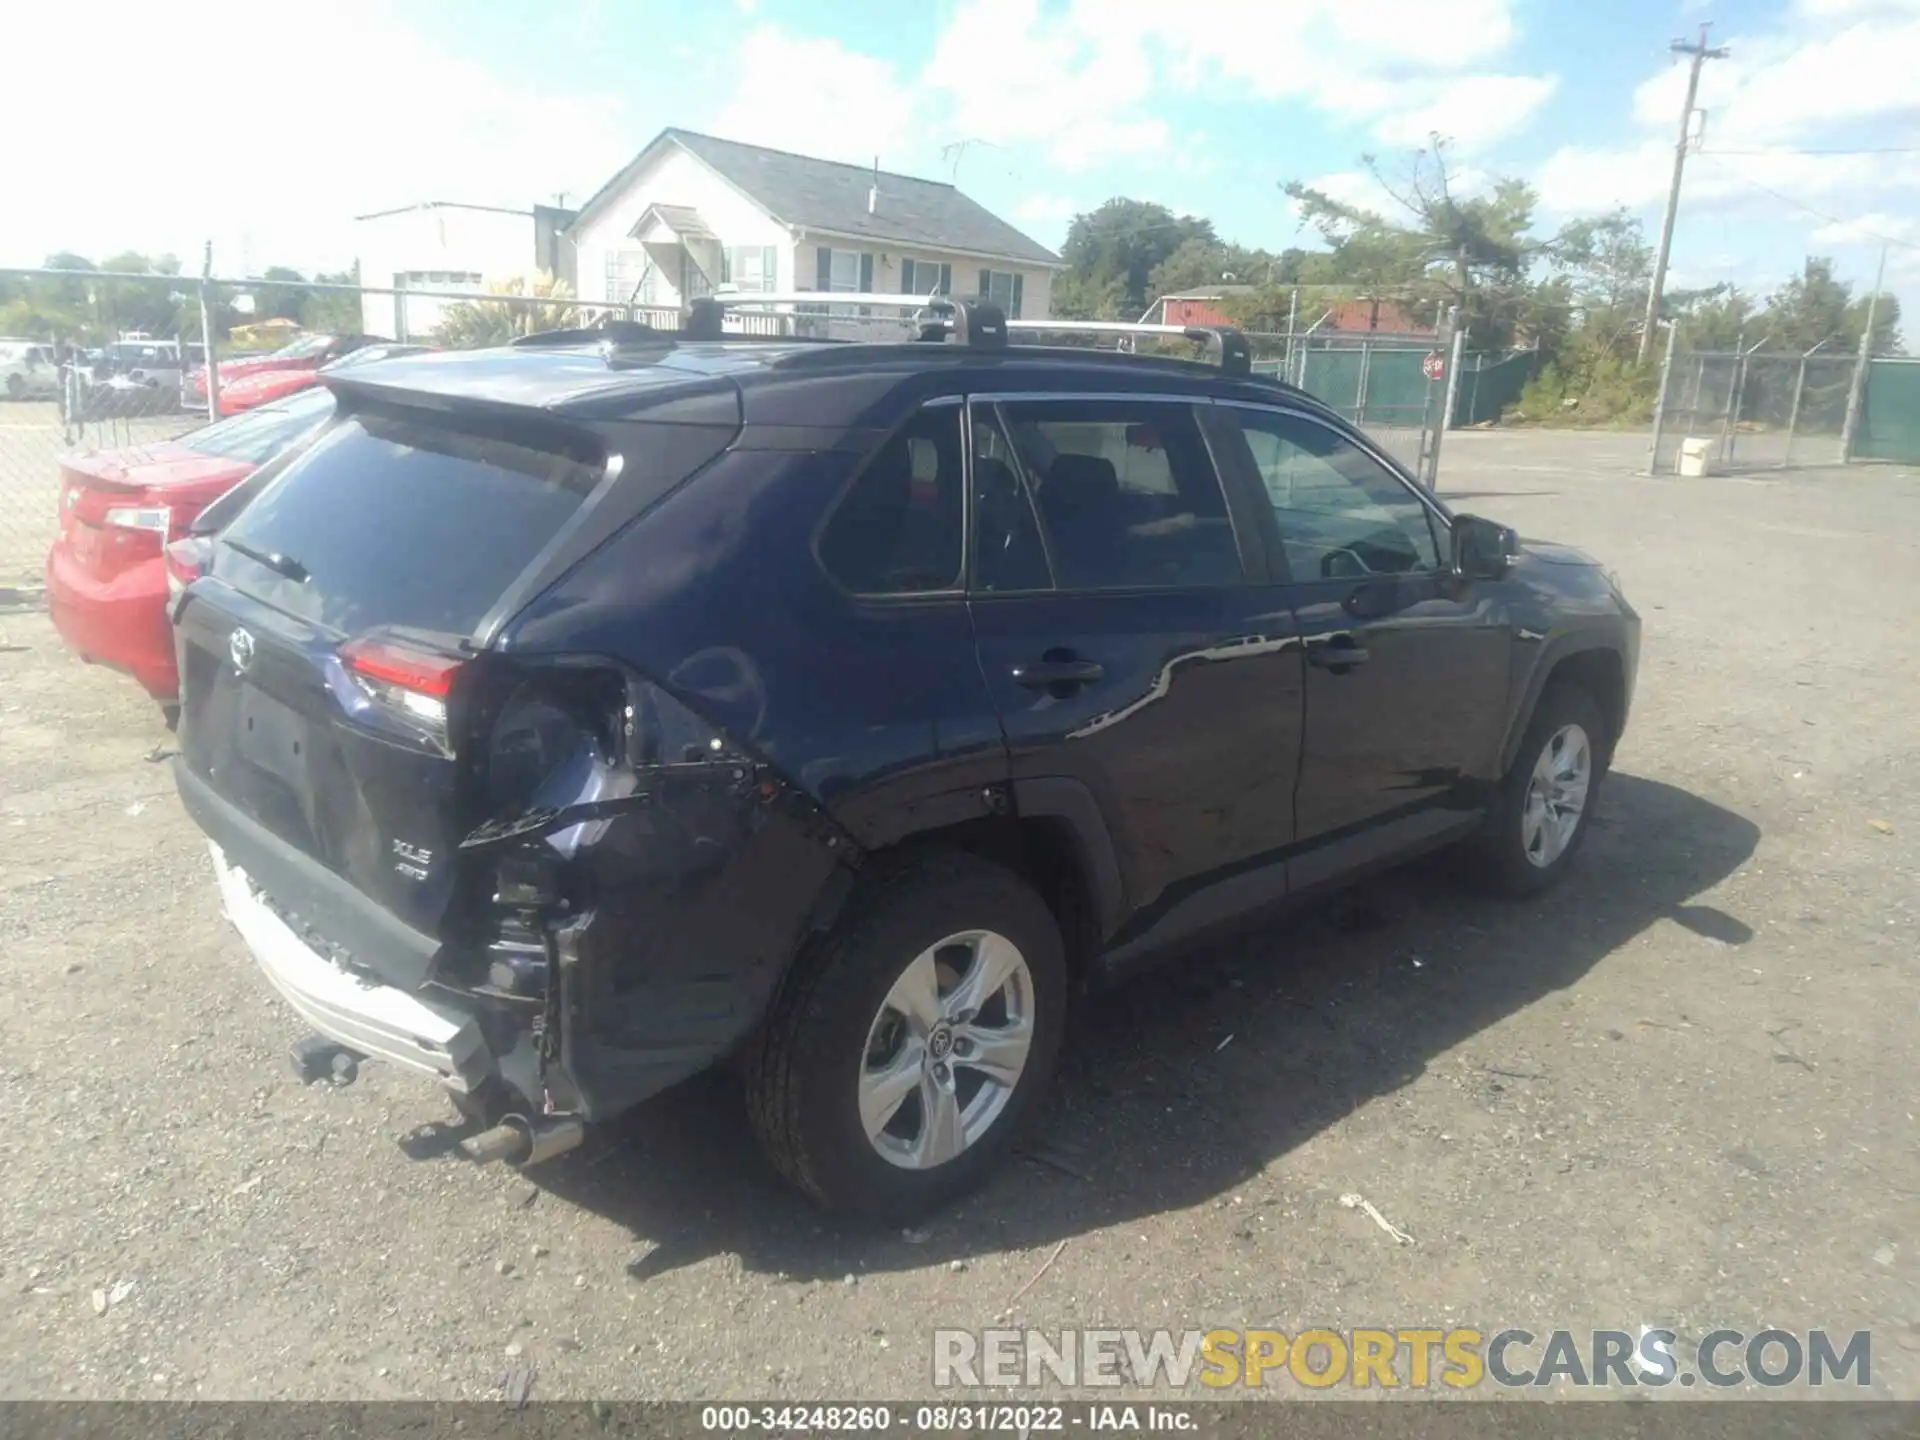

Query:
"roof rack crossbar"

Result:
[[684, 292, 1007, 349], [1005, 318, 1252, 376], [675, 294, 1250, 373]]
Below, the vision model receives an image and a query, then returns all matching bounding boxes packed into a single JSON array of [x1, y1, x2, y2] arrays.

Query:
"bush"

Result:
[[434, 272, 579, 350], [1512, 346, 1658, 427]]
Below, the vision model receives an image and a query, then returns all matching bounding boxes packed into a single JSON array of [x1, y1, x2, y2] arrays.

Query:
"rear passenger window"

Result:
[[817, 405, 964, 595], [995, 400, 1240, 591]]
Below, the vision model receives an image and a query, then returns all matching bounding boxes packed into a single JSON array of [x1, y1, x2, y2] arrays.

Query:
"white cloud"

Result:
[[1015, 195, 1080, 224], [1373, 73, 1560, 151], [910, 0, 1549, 173], [1538, 0, 1920, 226], [1811, 212, 1920, 246], [925, 0, 1165, 171], [708, 26, 919, 170], [1629, 17, 1920, 146], [1300, 170, 1404, 219], [0, 0, 636, 272], [1535, 141, 1674, 212]]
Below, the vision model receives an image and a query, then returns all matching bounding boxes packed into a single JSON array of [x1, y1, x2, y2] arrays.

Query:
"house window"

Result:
[[901, 259, 952, 297], [400, 271, 482, 289], [605, 249, 648, 305], [817, 247, 872, 294], [720, 245, 778, 293], [977, 269, 1025, 319]]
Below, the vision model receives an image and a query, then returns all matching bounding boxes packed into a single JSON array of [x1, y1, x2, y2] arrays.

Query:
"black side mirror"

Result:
[[1451, 513, 1520, 580]]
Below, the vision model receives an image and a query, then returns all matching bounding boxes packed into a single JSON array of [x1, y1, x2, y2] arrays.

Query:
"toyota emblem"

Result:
[[228, 627, 255, 672]]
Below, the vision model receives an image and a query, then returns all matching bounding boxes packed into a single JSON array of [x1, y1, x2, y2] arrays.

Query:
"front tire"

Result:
[[1470, 683, 1606, 896], [745, 850, 1067, 1222]]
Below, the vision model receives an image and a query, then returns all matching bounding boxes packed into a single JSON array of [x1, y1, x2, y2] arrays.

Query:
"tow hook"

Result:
[[290, 1034, 364, 1087], [459, 1113, 585, 1168]]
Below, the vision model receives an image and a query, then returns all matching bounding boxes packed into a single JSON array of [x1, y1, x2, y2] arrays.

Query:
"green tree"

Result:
[[255, 266, 311, 322], [1551, 210, 1651, 331], [1059, 199, 1217, 317], [1144, 239, 1305, 301], [302, 264, 364, 334], [1758, 256, 1901, 354], [1284, 140, 1539, 346], [1669, 284, 1755, 351], [96, 251, 191, 339]]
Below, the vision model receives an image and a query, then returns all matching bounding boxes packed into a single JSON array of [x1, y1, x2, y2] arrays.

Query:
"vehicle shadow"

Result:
[[530, 773, 1758, 1280]]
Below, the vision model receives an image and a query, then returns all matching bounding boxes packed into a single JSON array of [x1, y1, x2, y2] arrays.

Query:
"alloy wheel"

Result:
[[859, 930, 1035, 1170], [1522, 722, 1592, 868]]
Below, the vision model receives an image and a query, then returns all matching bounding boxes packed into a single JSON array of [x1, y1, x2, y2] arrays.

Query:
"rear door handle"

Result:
[[1305, 639, 1370, 670], [1013, 659, 1105, 690]]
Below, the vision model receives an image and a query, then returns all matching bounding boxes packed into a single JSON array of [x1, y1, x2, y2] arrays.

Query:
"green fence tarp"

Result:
[[1297, 348, 1431, 426], [1854, 360, 1920, 463], [1253, 348, 1538, 429], [1453, 350, 1538, 427]]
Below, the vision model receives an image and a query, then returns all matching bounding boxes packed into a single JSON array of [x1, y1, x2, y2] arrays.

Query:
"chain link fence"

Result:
[[1648, 338, 1865, 476]]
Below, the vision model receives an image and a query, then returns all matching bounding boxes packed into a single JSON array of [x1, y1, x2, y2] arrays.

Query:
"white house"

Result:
[[568, 129, 1059, 324], [353, 201, 578, 339]]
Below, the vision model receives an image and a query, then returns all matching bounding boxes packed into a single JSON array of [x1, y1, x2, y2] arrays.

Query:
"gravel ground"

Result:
[[0, 429, 1916, 1402]]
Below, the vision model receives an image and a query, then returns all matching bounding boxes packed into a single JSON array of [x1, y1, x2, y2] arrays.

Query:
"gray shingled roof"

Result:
[[576, 129, 1060, 267]]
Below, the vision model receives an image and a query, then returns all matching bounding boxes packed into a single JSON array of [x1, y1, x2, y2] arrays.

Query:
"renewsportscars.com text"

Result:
[[932, 1327, 1872, 1391]]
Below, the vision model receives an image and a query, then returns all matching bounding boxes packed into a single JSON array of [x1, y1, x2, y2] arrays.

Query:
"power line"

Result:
[[1699, 145, 1920, 156], [1694, 154, 1920, 253]]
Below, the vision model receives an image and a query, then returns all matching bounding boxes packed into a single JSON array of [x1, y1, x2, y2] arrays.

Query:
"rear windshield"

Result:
[[184, 389, 335, 464], [213, 406, 602, 637]]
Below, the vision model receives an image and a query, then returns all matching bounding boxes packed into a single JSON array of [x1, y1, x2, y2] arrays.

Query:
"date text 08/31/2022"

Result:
[[700, 1405, 1194, 1433]]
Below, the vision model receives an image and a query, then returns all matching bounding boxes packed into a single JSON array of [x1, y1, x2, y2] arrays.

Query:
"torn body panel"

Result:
[[445, 667, 862, 1120]]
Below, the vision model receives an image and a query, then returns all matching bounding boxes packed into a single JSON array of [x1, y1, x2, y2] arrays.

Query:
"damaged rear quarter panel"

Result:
[[493, 444, 1007, 1115]]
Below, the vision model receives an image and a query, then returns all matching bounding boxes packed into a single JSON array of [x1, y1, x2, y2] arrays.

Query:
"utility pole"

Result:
[[198, 241, 222, 424], [1840, 244, 1888, 462], [1639, 22, 1730, 362]]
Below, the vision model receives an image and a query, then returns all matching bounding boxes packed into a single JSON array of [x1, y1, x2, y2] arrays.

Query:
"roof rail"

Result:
[[679, 293, 1251, 374]]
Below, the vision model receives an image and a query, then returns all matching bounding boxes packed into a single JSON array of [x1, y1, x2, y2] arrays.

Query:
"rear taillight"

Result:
[[339, 635, 466, 743], [165, 536, 211, 604], [103, 505, 171, 536]]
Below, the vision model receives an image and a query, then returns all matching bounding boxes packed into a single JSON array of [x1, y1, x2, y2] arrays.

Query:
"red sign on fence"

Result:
[[1422, 352, 1446, 382]]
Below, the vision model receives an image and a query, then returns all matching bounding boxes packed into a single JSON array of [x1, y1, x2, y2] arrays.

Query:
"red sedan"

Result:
[[207, 341, 430, 413], [182, 333, 380, 413], [46, 388, 334, 708]]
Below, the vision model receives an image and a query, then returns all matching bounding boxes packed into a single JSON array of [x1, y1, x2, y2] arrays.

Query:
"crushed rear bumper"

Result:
[[209, 842, 493, 1092]]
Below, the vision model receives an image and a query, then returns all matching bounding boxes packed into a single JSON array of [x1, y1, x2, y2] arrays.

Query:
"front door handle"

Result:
[[1306, 638, 1370, 671], [1013, 657, 1105, 690]]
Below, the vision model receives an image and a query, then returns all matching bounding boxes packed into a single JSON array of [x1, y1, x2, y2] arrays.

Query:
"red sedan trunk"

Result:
[[45, 391, 335, 703]]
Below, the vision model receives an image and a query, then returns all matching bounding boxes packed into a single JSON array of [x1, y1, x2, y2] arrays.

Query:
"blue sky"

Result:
[[6, 0, 1917, 318]]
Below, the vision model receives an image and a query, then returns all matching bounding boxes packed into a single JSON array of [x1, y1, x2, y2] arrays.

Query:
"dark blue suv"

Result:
[[171, 304, 1638, 1220]]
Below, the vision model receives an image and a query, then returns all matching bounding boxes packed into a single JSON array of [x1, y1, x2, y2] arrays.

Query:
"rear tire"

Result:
[[745, 850, 1067, 1223], [4, 374, 23, 401], [1469, 683, 1607, 897]]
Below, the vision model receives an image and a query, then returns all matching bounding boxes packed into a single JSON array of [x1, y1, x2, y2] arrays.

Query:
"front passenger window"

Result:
[[1231, 410, 1441, 579]]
